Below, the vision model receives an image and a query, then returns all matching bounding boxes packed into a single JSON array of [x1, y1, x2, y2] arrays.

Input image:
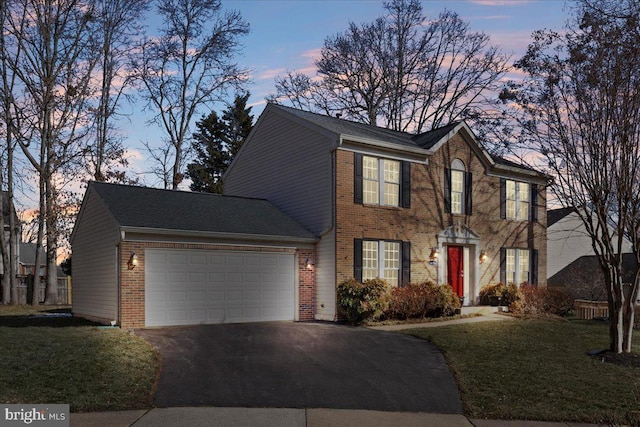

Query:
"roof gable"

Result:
[[265, 104, 546, 182], [547, 207, 576, 227], [87, 182, 316, 240]]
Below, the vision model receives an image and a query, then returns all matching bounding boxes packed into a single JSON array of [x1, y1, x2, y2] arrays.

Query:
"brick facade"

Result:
[[118, 241, 316, 328], [335, 131, 547, 300]]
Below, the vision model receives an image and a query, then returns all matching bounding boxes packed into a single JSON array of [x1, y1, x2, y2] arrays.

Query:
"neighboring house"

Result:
[[224, 104, 549, 321], [71, 182, 317, 327], [0, 191, 20, 282], [547, 207, 634, 300], [18, 242, 46, 276]]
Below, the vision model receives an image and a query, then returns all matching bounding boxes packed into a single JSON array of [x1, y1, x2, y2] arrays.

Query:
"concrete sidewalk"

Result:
[[69, 407, 607, 427]]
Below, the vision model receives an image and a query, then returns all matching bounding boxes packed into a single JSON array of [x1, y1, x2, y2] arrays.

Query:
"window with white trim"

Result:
[[362, 155, 400, 206], [505, 180, 530, 221], [361, 240, 400, 287], [450, 160, 465, 214], [505, 248, 530, 284]]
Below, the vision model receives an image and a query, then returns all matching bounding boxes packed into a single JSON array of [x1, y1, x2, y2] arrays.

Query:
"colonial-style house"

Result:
[[71, 104, 548, 327], [224, 104, 549, 321]]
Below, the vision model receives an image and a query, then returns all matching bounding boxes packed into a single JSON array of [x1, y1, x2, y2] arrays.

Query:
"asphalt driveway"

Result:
[[136, 322, 462, 413]]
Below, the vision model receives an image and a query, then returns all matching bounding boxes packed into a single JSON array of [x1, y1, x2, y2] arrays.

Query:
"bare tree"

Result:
[[503, 0, 640, 353], [3, 0, 100, 305], [269, 0, 509, 135], [89, 0, 149, 183], [133, 0, 249, 189], [0, 0, 21, 304]]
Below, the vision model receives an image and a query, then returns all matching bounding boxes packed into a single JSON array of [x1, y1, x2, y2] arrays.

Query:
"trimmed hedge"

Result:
[[510, 285, 574, 317]]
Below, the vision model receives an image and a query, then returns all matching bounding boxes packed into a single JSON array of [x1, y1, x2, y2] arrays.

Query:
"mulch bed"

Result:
[[590, 350, 640, 368]]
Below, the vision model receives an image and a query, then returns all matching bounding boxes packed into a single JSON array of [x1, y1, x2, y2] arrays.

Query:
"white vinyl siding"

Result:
[[71, 191, 120, 323], [223, 109, 334, 236], [315, 231, 336, 321]]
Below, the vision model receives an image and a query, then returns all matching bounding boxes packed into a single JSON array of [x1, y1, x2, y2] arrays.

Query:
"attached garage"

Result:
[[145, 249, 296, 326], [71, 182, 317, 328]]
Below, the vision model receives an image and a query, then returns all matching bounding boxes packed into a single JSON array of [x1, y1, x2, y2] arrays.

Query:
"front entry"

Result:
[[447, 246, 464, 298]]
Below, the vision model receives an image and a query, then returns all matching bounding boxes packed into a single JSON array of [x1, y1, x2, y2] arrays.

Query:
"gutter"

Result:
[[119, 226, 319, 244]]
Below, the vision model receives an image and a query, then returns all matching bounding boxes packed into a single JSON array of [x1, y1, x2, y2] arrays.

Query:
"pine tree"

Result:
[[186, 92, 253, 193]]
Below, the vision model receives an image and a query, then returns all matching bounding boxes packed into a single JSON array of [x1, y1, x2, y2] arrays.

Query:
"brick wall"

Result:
[[335, 131, 547, 292], [118, 241, 316, 328]]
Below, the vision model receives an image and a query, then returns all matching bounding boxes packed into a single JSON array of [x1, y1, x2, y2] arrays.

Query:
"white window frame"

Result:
[[362, 155, 400, 207], [505, 248, 530, 285], [361, 240, 401, 287], [506, 180, 530, 221]]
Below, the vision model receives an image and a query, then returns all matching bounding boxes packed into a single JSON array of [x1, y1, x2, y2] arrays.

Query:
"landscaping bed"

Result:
[[0, 306, 160, 412], [405, 319, 640, 424]]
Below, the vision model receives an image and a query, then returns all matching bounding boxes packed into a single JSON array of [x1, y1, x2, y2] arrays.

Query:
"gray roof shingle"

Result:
[[89, 182, 316, 240]]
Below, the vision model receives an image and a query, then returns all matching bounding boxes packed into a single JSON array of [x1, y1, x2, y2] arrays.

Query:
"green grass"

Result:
[[0, 305, 160, 412], [405, 319, 640, 424]]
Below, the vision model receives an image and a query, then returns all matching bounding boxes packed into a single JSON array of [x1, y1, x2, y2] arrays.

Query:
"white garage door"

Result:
[[145, 248, 296, 327]]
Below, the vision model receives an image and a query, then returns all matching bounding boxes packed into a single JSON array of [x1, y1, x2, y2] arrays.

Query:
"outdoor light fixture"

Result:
[[479, 249, 487, 264], [429, 248, 439, 261], [305, 257, 314, 269], [127, 252, 138, 270]]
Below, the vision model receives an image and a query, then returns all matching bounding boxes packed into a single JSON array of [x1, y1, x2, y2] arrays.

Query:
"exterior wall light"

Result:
[[479, 249, 487, 264], [429, 248, 439, 261], [127, 252, 138, 270], [305, 257, 314, 269]]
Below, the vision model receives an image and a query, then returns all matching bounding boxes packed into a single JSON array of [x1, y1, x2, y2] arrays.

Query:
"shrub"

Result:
[[479, 282, 519, 306], [336, 278, 391, 325], [510, 285, 573, 317], [385, 281, 461, 320]]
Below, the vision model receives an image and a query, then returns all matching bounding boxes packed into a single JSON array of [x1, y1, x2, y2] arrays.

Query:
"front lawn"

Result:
[[405, 319, 640, 424], [0, 306, 160, 412]]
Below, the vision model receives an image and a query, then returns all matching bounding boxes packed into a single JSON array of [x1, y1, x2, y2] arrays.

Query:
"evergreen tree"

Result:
[[186, 93, 253, 193]]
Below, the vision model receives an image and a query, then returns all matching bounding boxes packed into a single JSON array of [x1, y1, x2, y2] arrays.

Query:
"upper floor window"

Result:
[[445, 159, 472, 215], [355, 153, 410, 208], [501, 179, 538, 222]]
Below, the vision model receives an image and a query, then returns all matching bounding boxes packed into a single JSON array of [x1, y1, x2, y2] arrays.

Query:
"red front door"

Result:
[[447, 246, 464, 297]]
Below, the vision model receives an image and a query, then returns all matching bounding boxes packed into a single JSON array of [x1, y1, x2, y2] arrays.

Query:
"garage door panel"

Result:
[[145, 249, 296, 326]]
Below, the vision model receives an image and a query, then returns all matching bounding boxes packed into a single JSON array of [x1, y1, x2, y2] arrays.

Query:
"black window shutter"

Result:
[[500, 178, 506, 219], [401, 161, 411, 208], [402, 241, 411, 286], [354, 153, 363, 204], [531, 249, 539, 285], [465, 171, 473, 215], [444, 168, 451, 213], [354, 238, 363, 282], [500, 247, 506, 284], [530, 184, 538, 222]]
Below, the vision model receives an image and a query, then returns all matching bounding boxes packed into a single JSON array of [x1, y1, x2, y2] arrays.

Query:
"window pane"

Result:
[[451, 193, 462, 214], [506, 200, 516, 219], [384, 182, 399, 206], [451, 170, 464, 214], [363, 180, 379, 204], [363, 156, 378, 179], [362, 241, 378, 281], [384, 160, 400, 183], [519, 249, 530, 284], [518, 200, 530, 221], [506, 249, 515, 284], [506, 180, 516, 200], [384, 242, 400, 287]]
